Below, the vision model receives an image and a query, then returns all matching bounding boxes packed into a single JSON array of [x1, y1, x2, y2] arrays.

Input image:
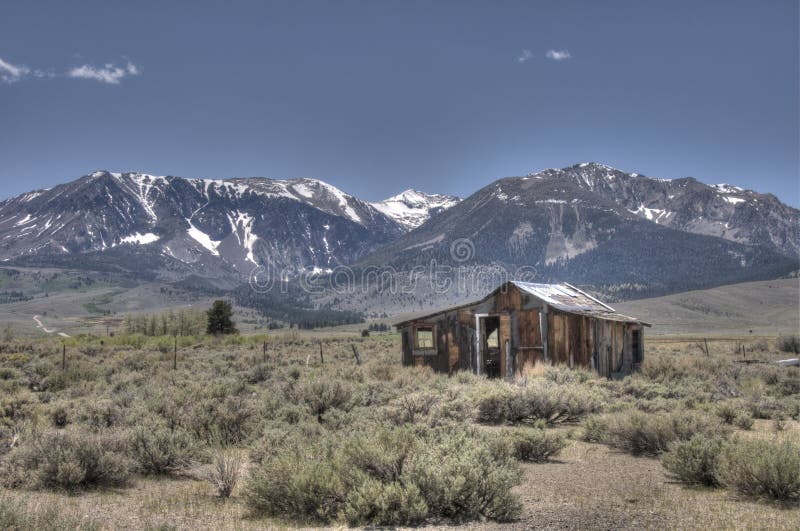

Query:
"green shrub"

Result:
[[50, 405, 69, 429], [733, 412, 754, 430], [502, 428, 567, 463], [661, 434, 725, 486], [718, 439, 800, 500], [244, 446, 347, 522], [777, 335, 800, 354], [125, 424, 204, 476], [405, 428, 521, 522], [544, 365, 594, 384], [244, 426, 521, 525], [81, 399, 123, 430], [342, 478, 428, 526], [1, 431, 133, 490], [604, 410, 676, 455], [716, 402, 740, 425], [602, 409, 729, 456], [299, 379, 353, 420], [477, 382, 603, 425], [581, 415, 609, 443]]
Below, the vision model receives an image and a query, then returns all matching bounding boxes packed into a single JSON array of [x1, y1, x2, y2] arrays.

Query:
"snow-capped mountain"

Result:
[[0, 164, 796, 293], [541, 163, 800, 256], [356, 163, 799, 300], [0, 171, 404, 278], [371, 190, 461, 229]]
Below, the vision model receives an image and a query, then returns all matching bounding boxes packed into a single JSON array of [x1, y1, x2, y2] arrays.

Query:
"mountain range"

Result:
[[0, 163, 797, 302]]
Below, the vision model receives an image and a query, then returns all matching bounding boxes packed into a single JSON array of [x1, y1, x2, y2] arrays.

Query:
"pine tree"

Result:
[[207, 300, 238, 335]]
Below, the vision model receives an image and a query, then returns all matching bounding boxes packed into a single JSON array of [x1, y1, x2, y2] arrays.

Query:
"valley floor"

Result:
[[2, 420, 798, 530]]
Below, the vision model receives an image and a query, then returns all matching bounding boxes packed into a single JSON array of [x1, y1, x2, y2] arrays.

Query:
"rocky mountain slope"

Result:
[[0, 171, 405, 278], [548, 163, 799, 256], [0, 164, 796, 300], [352, 165, 798, 304]]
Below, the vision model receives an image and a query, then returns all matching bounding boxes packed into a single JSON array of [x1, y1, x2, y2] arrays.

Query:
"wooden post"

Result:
[[351, 344, 362, 365], [173, 336, 178, 370], [62, 343, 66, 371], [263, 341, 267, 363], [505, 339, 512, 380], [318, 341, 324, 364], [703, 338, 710, 357]]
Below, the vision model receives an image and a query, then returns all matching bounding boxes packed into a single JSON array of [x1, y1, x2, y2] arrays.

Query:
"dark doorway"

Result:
[[481, 316, 501, 378], [632, 330, 642, 365]]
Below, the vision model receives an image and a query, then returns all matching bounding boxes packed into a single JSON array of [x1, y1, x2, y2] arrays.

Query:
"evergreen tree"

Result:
[[207, 300, 238, 335]]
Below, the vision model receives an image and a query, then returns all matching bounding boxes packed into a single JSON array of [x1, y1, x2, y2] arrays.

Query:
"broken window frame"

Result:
[[412, 324, 436, 354]]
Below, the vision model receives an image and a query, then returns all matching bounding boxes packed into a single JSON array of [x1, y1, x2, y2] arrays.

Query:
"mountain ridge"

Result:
[[0, 164, 796, 300]]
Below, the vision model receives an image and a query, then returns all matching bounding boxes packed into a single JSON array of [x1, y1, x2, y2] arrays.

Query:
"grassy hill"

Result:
[[616, 277, 799, 336]]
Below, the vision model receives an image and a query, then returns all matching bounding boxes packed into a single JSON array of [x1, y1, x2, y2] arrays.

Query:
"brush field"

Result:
[[0, 329, 798, 529]]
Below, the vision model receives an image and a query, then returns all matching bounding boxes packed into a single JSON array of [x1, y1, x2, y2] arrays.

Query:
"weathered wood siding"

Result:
[[399, 282, 643, 378], [514, 309, 543, 372], [400, 308, 477, 374]]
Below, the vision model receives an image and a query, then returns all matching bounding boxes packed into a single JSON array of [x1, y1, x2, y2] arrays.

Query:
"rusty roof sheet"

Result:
[[511, 281, 615, 313]]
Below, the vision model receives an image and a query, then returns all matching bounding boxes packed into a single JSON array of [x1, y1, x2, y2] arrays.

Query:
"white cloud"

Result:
[[0, 57, 31, 83], [516, 49, 533, 63], [545, 49, 571, 61], [67, 62, 141, 84]]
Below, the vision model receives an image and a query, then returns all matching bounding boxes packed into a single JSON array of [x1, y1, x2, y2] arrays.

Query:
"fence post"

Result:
[[703, 338, 710, 357], [319, 341, 324, 364], [62, 343, 66, 371], [351, 344, 362, 365], [263, 341, 267, 363], [173, 336, 178, 370]]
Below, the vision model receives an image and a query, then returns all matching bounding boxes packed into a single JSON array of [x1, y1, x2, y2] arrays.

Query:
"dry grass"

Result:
[[0, 331, 799, 528]]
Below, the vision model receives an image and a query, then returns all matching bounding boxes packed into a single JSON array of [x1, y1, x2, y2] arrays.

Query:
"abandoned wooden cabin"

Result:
[[395, 281, 650, 379]]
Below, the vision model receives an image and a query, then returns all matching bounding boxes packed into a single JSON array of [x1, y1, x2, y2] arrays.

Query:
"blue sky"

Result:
[[1, 0, 798, 206]]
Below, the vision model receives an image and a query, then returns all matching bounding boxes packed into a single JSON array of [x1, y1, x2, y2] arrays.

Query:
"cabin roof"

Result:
[[512, 282, 614, 313], [394, 281, 650, 327]]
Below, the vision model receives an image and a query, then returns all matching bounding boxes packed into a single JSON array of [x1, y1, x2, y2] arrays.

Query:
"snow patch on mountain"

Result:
[[229, 211, 259, 264], [186, 220, 221, 256], [372, 189, 460, 230], [723, 196, 745, 205], [119, 232, 160, 245], [629, 205, 673, 223]]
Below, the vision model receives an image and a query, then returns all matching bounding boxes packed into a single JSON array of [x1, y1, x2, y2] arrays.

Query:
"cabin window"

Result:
[[414, 325, 435, 350]]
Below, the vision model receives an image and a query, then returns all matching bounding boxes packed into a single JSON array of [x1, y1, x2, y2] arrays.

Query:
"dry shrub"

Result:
[[777, 335, 800, 354], [581, 415, 609, 443], [205, 450, 242, 498], [1, 430, 133, 490], [342, 478, 427, 526], [501, 428, 567, 463], [661, 434, 725, 486], [477, 381, 603, 425], [544, 364, 595, 384], [718, 439, 800, 501], [298, 379, 354, 420], [601, 409, 729, 456], [125, 423, 204, 476], [243, 425, 521, 525]]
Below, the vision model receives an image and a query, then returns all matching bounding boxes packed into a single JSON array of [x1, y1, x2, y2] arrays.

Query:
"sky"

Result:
[[1, 0, 798, 206]]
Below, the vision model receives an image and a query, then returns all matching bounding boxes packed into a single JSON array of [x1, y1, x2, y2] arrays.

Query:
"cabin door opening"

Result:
[[479, 316, 502, 378], [631, 330, 642, 365]]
